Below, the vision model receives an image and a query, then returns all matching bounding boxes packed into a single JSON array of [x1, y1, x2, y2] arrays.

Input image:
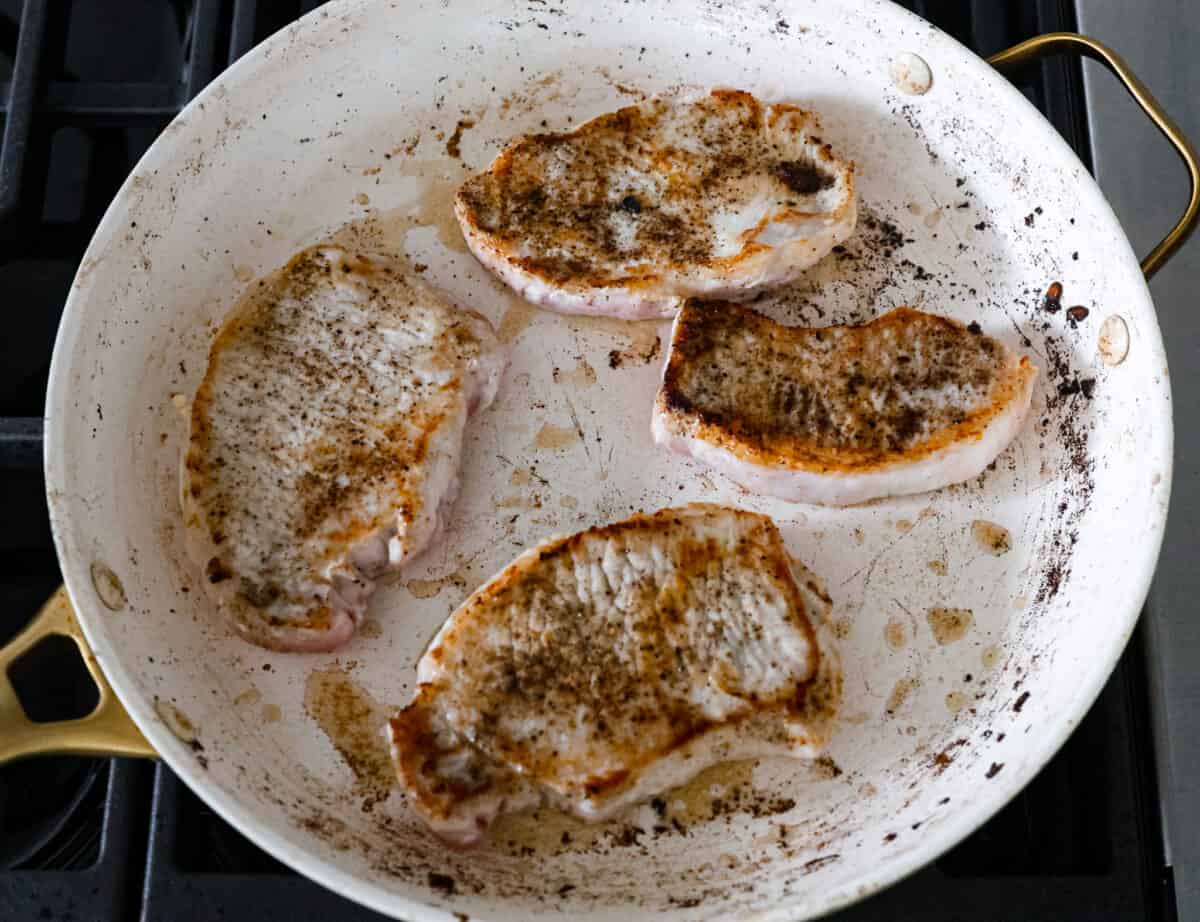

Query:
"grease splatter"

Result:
[[971, 520, 1012, 556], [233, 687, 262, 709], [551, 358, 597, 389], [304, 665, 395, 811], [405, 572, 467, 599], [884, 616, 908, 651], [534, 423, 580, 450], [927, 608, 973, 645], [154, 698, 198, 745], [445, 118, 475, 159], [497, 299, 538, 344], [90, 562, 127, 611], [886, 677, 920, 715]]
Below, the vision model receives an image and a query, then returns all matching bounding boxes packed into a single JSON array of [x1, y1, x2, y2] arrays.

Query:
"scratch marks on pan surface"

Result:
[[563, 394, 590, 460], [839, 511, 931, 590]]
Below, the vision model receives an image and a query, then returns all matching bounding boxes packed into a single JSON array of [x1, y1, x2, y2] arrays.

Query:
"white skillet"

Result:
[[7, 1, 1198, 919]]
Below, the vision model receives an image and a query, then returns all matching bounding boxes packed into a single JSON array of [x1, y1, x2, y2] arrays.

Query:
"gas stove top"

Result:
[[0, 1, 1185, 919]]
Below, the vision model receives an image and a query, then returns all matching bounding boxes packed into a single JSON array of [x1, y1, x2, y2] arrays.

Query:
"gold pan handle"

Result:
[[989, 32, 1200, 279], [0, 587, 156, 764]]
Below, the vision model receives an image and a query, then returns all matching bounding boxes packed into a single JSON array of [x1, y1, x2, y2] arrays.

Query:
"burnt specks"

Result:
[[608, 824, 644, 848], [445, 118, 475, 159], [930, 738, 968, 775], [619, 194, 642, 214], [1066, 305, 1090, 326], [1036, 312, 1099, 600], [1013, 691, 1031, 713], [206, 556, 233, 584], [986, 762, 1005, 779], [802, 854, 841, 874], [1057, 377, 1096, 399], [1035, 314, 1097, 610], [187, 735, 209, 769], [428, 872, 457, 896], [607, 334, 661, 369], [861, 212, 909, 257], [772, 159, 834, 196], [1043, 281, 1063, 313], [813, 755, 843, 778]]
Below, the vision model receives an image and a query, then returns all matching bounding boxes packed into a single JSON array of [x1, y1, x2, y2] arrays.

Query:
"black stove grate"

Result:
[[0, 1, 1173, 920]]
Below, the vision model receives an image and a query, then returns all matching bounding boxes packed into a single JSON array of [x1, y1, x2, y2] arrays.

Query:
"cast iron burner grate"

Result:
[[0, 1, 1173, 920]]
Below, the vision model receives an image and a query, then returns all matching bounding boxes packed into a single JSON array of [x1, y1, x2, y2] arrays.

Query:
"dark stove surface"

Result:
[[0, 1, 1173, 920]]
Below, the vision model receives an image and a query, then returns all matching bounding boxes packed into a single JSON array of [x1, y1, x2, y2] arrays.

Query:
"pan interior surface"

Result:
[[44, 1, 1170, 919]]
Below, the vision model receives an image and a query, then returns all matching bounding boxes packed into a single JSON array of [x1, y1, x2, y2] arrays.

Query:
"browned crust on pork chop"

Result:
[[183, 245, 503, 648], [457, 89, 854, 291], [389, 504, 830, 827], [657, 302, 1037, 474]]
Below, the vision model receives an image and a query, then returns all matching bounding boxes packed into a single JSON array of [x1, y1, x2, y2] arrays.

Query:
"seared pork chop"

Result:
[[387, 504, 840, 846], [456, 89, 856, 320], [182, 245, 506, 652], [653, 302, 1037, 506]]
